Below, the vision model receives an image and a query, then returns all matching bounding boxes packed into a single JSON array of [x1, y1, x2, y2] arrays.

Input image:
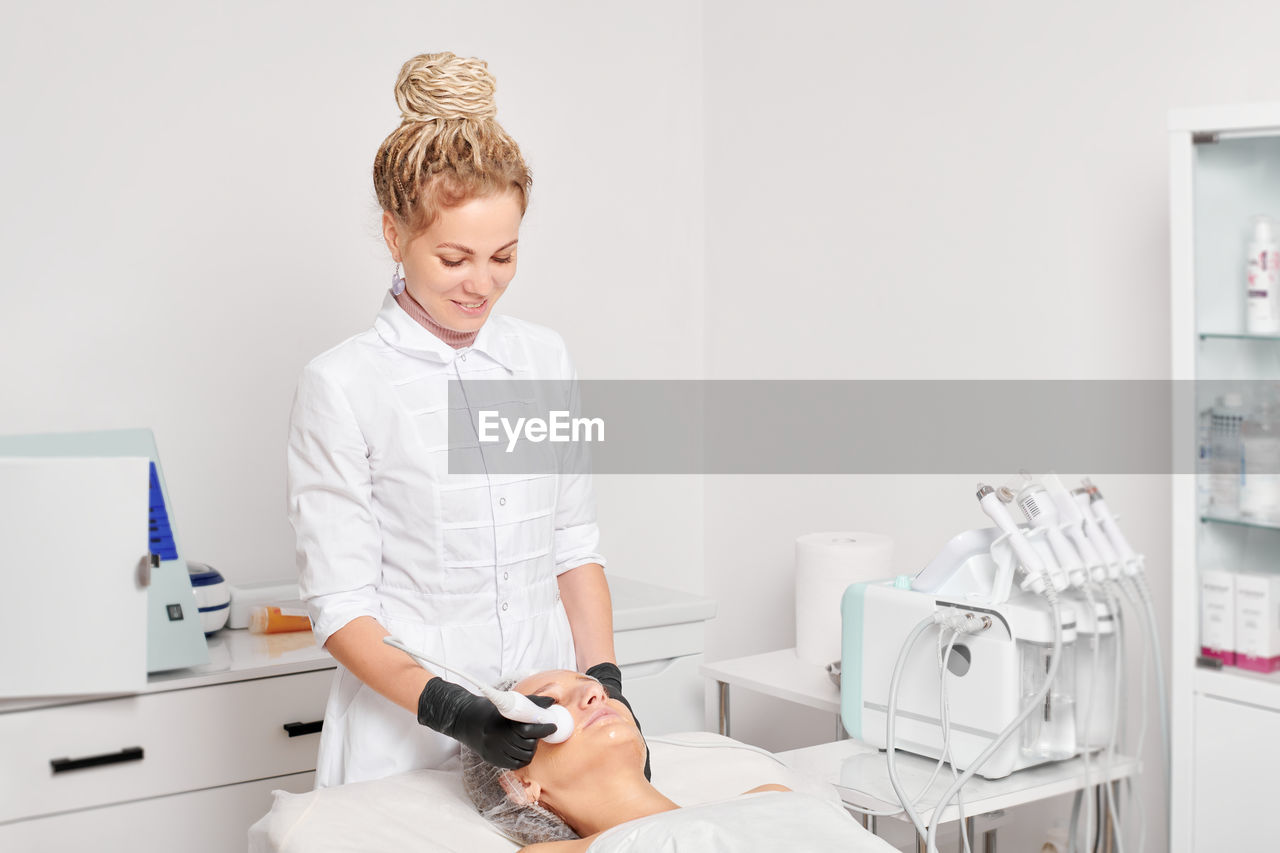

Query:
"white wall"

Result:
[[0, 0, 706, 593], [702, 1, 1280, 850]]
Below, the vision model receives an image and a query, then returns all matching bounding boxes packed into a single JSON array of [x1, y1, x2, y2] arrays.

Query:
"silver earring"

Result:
[[390, 262, 406, 296]]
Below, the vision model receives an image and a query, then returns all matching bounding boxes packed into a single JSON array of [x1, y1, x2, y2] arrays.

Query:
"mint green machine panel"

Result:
[[841, 582, 870, 740], [0, 429, 209, 674]]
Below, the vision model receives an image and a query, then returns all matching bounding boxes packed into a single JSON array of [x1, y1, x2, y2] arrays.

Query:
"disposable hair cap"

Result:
[[460, 743, 579, 845], [458, 676, 579, 846]]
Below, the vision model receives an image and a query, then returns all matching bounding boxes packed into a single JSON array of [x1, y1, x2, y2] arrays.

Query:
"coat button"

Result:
[[498, 497, 507, 506], [503, 572, 510, 580], [501, 602, 509, 611], [460, 352, 467, 361]]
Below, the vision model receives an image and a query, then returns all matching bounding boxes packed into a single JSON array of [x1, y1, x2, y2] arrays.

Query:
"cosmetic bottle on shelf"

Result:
[[1198, 404, 1213, 514], [1246, 215, 1280, 334], [1210, 393, 1247, 516], [1241, 395, 1280, 523]]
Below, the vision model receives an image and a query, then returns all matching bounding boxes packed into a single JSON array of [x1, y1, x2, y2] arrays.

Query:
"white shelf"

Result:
[[1194, 665, 1280, 711], [1199, 513, 1280, 532], [1199, 331, 1280, 341], [700, 648, 840, 715], [777, 739, 1140, 826]]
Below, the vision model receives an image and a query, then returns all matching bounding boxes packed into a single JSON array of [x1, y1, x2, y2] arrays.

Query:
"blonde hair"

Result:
[[373, 52, 532, 236]]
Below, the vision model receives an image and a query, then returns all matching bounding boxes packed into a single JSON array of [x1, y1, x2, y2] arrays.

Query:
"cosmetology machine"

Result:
[[0, 428, 209, 696], [840, 472, 1165, 853]]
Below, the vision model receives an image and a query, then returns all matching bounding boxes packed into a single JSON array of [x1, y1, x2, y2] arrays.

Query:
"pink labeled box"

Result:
[[1200, 569, 1236, 666], [1235, 572, 1280, 673]]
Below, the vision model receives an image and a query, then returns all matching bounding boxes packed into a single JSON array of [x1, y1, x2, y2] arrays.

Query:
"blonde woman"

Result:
[[287, 52, 643, 787]]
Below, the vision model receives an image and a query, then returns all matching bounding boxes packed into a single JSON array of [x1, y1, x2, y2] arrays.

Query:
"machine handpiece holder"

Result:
[[1072, 488, 1124, 579], [1013, 479, 1078, 591], [977, 484, 1047, 601], [1042, 472, 1107, 583], [1081, 478, 1143, 576]]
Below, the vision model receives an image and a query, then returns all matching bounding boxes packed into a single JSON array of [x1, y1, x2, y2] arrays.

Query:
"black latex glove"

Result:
[[586, 661, 651, 781], [417, 677, 557, 769]]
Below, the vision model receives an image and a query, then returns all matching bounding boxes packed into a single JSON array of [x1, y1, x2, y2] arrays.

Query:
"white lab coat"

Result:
[[287, 292, 604, 787]]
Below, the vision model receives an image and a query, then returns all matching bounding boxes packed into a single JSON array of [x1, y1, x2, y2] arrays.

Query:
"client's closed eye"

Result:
[[528, 680, 562, 699]]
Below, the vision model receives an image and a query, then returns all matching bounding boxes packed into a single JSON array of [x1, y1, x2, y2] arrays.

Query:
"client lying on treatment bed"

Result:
[[463, 669, 894, 852]]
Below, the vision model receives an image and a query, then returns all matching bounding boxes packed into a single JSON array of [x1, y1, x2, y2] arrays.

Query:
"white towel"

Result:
[[587, 790, 895, 852]]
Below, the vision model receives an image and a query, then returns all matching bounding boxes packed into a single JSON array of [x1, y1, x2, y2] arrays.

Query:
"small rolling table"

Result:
[[701, 648, 1140, 853]]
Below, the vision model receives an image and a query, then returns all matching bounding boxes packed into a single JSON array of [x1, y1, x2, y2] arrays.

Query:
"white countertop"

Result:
[[700, 647, 841, 714], [1, 573, 714, 714], [607, 574, 717, 632], [0, 629, 334, 713]]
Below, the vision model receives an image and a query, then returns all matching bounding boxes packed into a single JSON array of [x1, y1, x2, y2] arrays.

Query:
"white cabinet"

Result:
[[1190, 695, 1280, 850], [0, 669, 331, 823], [0, 630, 334, 853], [0, 773, 316, 853], [608, 575, 718, 735], [1170, 102, 1280, 852]]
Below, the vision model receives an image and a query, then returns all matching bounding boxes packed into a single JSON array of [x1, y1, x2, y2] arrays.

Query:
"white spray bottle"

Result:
[[1247, 215, 1280, 334]]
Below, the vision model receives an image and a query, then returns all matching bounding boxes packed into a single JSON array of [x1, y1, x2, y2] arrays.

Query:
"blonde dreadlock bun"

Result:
[[374, 52, 531, 234]]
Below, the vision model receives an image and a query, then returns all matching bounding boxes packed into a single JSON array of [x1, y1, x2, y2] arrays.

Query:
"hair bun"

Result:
[[395, 52, 498, 123]]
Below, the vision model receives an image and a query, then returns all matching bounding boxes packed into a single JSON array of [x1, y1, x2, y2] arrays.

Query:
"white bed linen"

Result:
[[248, 732, 894, 852], [587, 790, 886, 852]]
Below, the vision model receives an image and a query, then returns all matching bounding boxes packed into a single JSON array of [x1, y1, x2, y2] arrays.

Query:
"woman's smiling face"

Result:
[[382, 189, 522, 332]]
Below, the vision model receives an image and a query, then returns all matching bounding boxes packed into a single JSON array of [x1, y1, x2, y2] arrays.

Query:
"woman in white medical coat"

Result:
[[287, 52, 643, 787]]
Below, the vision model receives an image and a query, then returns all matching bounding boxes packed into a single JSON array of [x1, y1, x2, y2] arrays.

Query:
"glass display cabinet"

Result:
[[1170, 101, 1280, 852]]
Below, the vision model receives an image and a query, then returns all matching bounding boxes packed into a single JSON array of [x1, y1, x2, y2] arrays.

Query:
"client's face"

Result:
[[511, 670, 646, 799]]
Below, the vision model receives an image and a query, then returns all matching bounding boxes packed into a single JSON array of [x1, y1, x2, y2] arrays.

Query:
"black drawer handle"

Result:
[[51, 747, 144, 774], [283, 720, 324, 737]]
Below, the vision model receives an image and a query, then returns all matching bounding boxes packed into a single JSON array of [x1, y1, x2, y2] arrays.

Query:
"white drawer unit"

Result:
[[0, 669, 330, 823], [0, 630, 335, 853], [0, 772, 315, 853]]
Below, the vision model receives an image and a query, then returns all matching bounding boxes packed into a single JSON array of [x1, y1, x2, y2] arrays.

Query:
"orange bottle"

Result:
[[248, 605, 312, 634]]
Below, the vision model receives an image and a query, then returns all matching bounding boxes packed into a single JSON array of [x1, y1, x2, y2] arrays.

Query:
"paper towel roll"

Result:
[[795, 532, 895, 667]]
